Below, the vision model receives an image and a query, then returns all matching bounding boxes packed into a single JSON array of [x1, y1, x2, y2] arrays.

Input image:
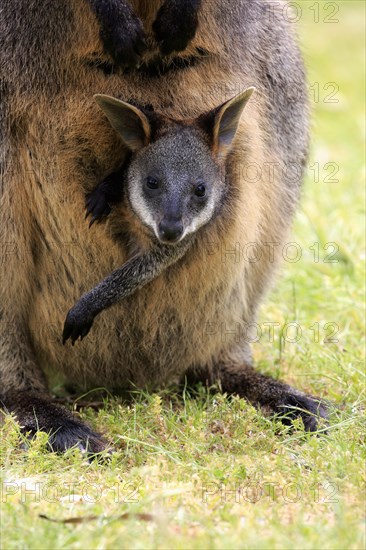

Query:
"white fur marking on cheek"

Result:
[[185, 197, 216, 237], [129, 184, 157, 233]]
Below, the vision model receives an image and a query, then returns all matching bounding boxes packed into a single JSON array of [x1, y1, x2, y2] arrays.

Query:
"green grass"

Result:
[[1, 2, 365, 549]]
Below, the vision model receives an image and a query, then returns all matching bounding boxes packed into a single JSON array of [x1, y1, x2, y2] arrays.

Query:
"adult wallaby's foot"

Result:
[[1, 392, 107, 454], [89, 0, 147, 68], [189, 363, 328, 432], [86, 170, 124, 227], [217, 363, 328, 432], [153, 0, 201, 56], [274, 392, 328, 432]]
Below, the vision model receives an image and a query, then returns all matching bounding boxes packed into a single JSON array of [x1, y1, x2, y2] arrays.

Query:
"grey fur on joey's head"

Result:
[[127, 126, 225, 244], [94, 88, 255, 245]]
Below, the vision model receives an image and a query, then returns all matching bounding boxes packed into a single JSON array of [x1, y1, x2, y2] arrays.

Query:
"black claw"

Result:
[[80, 323, 92, 341], [62, 322, 73, 345], [89, 216, 97, 228]]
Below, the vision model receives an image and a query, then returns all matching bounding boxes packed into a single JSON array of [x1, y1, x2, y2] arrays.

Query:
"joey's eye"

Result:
[[194, 183, 206, 198], [146, 177, 159, 190]]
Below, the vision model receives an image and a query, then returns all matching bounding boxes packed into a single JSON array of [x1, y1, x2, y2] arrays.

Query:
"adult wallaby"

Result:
[[88, 0, 201, 67], [0, 0, 326, 453]]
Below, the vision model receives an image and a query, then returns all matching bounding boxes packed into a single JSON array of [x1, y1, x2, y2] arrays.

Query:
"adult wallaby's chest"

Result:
[[29, 235, 243, 389]]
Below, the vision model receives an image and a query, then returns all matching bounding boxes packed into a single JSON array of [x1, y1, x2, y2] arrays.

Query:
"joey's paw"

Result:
[[86, 186, 111, 227], [100, 12, 147, 69], [153, 2, 199, 56], [277, 392, 328, 432], [63, 306, 95, 345]]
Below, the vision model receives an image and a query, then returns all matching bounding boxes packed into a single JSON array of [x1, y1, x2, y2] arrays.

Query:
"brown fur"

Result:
[[0, 0, 325, 449]]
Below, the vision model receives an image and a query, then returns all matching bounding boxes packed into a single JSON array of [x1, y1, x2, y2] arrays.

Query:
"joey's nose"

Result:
[[158, 220, 183, 243]]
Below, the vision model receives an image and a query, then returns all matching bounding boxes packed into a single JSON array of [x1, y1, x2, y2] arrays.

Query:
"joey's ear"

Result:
[[199, 87, 255, 160], [94, 94, 151, 152]]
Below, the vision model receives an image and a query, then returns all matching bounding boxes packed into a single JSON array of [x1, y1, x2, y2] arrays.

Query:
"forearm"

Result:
[[80, 242, 190, 317], [63, 238, 192, 345]]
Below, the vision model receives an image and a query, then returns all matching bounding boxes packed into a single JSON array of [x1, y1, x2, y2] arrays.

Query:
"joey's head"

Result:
[[95, 88, 255, 244]]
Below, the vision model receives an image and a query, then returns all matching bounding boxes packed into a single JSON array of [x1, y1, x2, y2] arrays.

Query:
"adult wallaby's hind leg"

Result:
[[186, 363, 328, 432], [88, 0, 147, 68], [0, 152, 106, 455], [1, 392, 107, 454], [0, 317, 106, 453], [153, 0, 201, 56]]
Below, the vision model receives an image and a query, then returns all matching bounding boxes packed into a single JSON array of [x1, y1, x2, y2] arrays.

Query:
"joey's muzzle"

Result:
[[158, 219, 184, 244]]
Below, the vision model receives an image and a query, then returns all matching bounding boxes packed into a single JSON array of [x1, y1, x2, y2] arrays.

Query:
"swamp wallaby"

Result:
[[0, 0, 327, 453]]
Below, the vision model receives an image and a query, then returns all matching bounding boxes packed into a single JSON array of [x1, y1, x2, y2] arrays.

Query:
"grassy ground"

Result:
[[1, 2, 365, 549]]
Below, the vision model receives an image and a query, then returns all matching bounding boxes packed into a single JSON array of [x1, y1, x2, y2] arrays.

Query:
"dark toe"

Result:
[[47, 420, 107, 455], [278, 393, 328, 432]]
